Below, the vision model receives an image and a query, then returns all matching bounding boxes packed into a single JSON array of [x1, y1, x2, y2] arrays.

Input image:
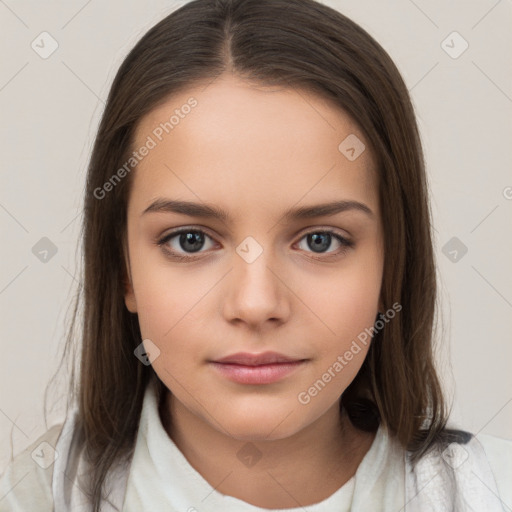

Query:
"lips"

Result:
[[213, 351, 303, 366], [210, 351, 308, 385]]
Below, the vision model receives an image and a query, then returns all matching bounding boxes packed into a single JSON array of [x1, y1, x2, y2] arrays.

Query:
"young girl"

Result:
[[1, 0, 510, 510]]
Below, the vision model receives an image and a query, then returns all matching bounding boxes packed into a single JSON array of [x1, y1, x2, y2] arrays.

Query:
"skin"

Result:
[[124, 72, 384, 508]]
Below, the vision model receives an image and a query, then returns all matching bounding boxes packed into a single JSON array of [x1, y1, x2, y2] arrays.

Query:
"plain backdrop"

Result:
[[1, 0, 511, 471]]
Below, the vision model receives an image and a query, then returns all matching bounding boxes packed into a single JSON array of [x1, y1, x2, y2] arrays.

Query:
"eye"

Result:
[[295, 229, 354, 258], [156, 227, 354, 262], [157, 228, 216, 260]]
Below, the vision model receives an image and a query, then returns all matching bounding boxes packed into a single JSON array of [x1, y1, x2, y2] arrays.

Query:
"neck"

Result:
[[159, 390, 376, 508]]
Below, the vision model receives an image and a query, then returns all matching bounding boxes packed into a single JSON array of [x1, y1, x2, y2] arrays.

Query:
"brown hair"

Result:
[[49, 0, 464, 508]]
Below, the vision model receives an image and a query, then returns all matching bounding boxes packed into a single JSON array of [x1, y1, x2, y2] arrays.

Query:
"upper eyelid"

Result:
[[159, 225, 351, 242], [159, 225, 218, 244]]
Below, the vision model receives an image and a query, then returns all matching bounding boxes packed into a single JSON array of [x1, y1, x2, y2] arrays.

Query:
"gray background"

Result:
[[1, 0, 511, 471]]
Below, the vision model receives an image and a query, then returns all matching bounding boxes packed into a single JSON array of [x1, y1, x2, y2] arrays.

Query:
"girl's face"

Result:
[[124, 73, 384, 441]]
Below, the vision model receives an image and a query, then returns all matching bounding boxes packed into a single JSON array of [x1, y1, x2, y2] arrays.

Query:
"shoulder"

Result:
[[405, 427, 512, 510], [474, 431, 512, 507], [0, 423, 63, 511]]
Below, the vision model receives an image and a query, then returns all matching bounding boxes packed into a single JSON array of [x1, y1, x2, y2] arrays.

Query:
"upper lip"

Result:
[[212, 351, 305, 366]]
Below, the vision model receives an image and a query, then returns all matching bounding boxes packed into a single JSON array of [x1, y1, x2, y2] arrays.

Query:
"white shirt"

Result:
[[122, 377, 405, 511], [1, 377, 511, 511]]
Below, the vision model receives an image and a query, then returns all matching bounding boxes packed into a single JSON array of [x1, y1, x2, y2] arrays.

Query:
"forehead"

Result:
[[129, 74, 379, 218]]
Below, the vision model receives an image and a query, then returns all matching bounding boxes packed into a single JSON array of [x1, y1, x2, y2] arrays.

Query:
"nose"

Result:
[[222, 246, 291, 329]]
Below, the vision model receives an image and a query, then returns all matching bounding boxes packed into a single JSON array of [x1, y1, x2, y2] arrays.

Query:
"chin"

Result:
[[223, 423, 298, 442], [212, 404, 305, 441]]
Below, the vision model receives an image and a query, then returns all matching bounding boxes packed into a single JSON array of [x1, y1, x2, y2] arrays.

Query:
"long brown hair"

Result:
[[49, 0, 461, 508]]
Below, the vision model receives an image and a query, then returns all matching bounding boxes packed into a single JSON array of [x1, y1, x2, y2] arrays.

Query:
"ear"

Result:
[[122, 239, 138, 314]]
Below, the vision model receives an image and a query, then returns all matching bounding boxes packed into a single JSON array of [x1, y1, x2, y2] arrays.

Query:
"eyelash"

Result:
[[156, 227, 354, 262]]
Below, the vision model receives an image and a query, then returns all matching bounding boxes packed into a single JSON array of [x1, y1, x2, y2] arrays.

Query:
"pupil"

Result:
[[309, 233, 330, 252], [180, 231, 204, 253]]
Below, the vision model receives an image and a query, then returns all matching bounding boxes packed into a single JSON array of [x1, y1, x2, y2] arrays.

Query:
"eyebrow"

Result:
[[141, 198, 373, 222]]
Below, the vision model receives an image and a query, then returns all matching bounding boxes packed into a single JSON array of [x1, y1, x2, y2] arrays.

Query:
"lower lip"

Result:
[[210, 361, 306, 384]]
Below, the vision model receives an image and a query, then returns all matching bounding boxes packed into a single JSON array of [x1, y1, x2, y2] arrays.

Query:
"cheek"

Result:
[[130, 249, 201, 330], [296, 274, 378, 404], [131, 261, 217, 367], [293, 265, 381, 392], [302, 264, 381, 342]]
